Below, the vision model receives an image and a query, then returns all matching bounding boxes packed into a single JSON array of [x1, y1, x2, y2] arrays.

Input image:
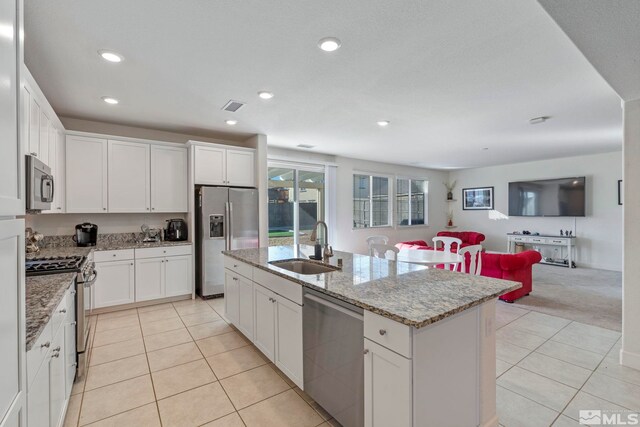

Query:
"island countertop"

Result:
[[223, 245, 521, 329]]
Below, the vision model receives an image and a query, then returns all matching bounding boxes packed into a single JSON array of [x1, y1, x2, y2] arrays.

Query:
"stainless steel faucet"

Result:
[[309, 221, 333, 262]]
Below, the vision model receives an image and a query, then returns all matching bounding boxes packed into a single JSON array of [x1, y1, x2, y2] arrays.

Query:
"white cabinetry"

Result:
[[94, 257, 135, 309], [38, 111, 50, 165], [151, 145, 188, 212], [135, 257, 164, 302], [28, 94, 40, 157], [165, 255, 193, 297], [252, 283, 276, 360], [274, 295, 303, 386], [224, 271, 240, 326], [193, 144, 255, 187], [107, 140, 150, 213], [65, 136, 108, 213], [364, 339, 412, 427]]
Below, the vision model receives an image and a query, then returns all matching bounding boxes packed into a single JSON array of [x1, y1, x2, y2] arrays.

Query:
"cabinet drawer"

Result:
[[135, 245, 192, 259], [253, 268, 303, 306], [529, 237, 547, 244], [511, 236, 527, 242], [364, 311, 412, 358], [27, 320, 52, 388], [50, 293, 68, 336], [224, 257, 253, 280], [549, 238, 567, 245], [94, 249, 135, 262]]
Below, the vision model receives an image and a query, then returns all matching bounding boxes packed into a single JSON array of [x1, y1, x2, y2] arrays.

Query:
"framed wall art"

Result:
[[462, 186, 494, 210]]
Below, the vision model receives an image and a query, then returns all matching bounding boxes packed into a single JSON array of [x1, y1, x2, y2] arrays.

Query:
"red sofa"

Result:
[[479, 251, 542, 302], [395, 231, 485, 252]]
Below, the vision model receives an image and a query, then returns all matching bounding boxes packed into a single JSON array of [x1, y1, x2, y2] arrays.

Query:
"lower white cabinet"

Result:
[[274, 295, 303, 387], [364, 338, 412, 427], [27, 288, 75, 427], [224, 271, 240, 326], [94, 259, 135, 309], [237, 275, 254, 340], [94, 247, 193, 309], [252, 283, 276, 361]]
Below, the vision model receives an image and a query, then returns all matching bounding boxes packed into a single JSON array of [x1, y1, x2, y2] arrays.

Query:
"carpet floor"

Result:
[[507, 264, 622, 331]]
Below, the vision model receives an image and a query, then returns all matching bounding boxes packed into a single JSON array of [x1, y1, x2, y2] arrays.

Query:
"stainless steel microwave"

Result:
[[26, 155, 54, 211]]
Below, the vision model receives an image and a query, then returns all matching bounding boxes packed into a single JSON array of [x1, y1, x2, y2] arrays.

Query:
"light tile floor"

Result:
[[495, 303, 640, 427], [63, 298, 640, 427], [64, 298, 339, 427]]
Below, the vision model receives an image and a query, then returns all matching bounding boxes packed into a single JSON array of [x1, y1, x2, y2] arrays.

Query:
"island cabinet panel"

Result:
[[274, 295, 303, 388], [237, 275, 254, 340], [252, 267, 303, 305], [27, 361, 49, 427], [224, 270, 240, 325], [364, 338, 412, 427], [49, 325, 66, 427], [364, 311, 412, 359], [252, 282, 276, 361]]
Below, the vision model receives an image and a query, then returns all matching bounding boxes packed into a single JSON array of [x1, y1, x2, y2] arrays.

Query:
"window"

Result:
[[396, 178, 428, 226], [353, 174, 390, 228]]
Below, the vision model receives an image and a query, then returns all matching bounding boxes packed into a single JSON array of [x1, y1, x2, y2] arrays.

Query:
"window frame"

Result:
[[352, 172, 393, 229], [395, 176, 429, 227]]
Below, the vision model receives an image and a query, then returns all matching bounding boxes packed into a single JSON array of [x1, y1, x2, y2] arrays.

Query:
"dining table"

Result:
[[396, 248, 464, 267]]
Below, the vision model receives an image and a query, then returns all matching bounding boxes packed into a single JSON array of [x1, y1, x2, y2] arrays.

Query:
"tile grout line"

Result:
[[137, 304, 165, 427]]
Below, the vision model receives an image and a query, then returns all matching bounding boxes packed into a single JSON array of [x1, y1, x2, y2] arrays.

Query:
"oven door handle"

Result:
[[81, 269, 98, 288]]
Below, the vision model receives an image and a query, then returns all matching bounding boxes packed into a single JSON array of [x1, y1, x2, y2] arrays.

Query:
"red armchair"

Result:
[[436, 231, 485, 248], [479, 251, 542, 302]]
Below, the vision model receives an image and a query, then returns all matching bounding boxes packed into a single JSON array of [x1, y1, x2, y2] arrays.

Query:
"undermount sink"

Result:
[[269, 259, 340, 275]]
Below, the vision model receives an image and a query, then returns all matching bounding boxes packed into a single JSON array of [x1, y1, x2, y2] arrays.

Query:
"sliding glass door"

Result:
[[268, 164, 325, 247]]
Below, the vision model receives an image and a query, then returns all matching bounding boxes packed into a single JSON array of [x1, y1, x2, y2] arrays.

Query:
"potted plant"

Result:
[[447, 210, 454, 227], [444, 181, 457, 201]]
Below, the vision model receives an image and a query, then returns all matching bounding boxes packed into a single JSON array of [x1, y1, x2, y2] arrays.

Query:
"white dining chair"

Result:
[[370, 244, 399, 261], [432, 236, 462, 253], [367, 235, 389, 256], [459, 245, 483, 275]]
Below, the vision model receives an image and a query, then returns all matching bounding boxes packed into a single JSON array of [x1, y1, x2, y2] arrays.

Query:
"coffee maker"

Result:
[[73, 223, 98, 247], [165, 219, 188, 241]]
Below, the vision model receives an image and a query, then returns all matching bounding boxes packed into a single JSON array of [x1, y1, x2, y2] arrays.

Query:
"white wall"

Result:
[[449, 151, 622, 271], [268, 147, 450, 255], [25, 212, 187, 236]]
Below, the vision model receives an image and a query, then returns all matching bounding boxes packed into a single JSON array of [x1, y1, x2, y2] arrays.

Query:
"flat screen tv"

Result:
[[508, 177, 586, 217]]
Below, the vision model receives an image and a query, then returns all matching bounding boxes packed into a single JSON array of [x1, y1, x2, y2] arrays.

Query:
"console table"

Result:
[[506, 233, 576, 268]]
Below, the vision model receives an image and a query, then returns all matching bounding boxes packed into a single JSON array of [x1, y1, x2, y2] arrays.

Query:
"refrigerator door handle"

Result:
[[228, 202, 234, 250], [225, 201, 230, 250]]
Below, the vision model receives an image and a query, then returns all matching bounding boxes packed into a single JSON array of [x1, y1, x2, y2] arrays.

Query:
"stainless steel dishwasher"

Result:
[[303, 288, 364, 427]]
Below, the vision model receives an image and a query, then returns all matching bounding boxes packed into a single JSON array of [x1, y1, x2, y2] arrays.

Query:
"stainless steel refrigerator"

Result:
[[195, 186, 259, 297]]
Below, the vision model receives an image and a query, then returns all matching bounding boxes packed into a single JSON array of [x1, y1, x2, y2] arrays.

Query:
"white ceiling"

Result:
[[24, 0, 622, 169]]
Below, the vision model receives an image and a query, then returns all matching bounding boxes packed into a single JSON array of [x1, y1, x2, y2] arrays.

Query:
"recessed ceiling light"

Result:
[[482, 147, 489, 150], [98, 50, 123, 63], [529, 116, 549, 125], [318, 37, 341, 52], [377, 120, 390, 127], [102, 96, 119, 105], [258, 91, 274, 100], [225, 119, 238, 126]]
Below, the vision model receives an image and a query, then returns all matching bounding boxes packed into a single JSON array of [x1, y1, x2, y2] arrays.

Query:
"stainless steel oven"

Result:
[[75, 260, 97, 379], [26, 154, 54, 210]]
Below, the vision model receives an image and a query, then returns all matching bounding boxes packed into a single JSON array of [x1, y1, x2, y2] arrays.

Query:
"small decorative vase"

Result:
[[447, 192, 453, 201], [448, 219, 453, 227]]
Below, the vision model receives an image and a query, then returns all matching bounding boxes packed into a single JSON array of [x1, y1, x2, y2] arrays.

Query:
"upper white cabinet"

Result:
[[151, 145, 188, 212], [65, 136, 108, 213], [38, 111, 50, 165], [194, 144, 255, 187], [108, 140, 150, 213], [28, 94, 40, 157]]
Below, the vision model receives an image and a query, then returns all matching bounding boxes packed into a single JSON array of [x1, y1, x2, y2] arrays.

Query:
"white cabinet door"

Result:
[[224, 271, 240, 326], [165, 255, 192, 297], [54, 130, 65, 213], [364, 338, 412, 427], [151, 145, 188, 212], [48, 328, 65, 427], [108, 140, 150, 213], [0, 220, 25, 425], [64, 293, 76, 396], [66, 136, 108, 213], [135, 257, 164, 302], [28, 95, 39, 157], [275, 296, 303, 388], [226, 149, 255, 187], [237, 276, 254, 341], [252, 283, 276, 361], [27, 359, 49, 427], [94, 260, 135, 308], [194, 146, 226, 185], [38, 111, 50, 165]]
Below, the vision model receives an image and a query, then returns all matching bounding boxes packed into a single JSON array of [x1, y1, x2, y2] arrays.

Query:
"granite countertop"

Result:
[[223, 245, 521, 329], [90, 240, 192, 251], [26, 273, 76, 351]]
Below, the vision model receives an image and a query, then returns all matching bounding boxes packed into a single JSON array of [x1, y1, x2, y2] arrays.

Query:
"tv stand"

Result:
[[506, 233, 576, 268]]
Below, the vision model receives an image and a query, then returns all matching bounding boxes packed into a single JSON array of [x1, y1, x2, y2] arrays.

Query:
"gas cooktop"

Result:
[[25, 256, 85, 277]]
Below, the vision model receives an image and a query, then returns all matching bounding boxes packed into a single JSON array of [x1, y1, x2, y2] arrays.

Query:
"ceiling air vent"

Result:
[[297, 144, 315, 149], [222, 100, 245, 112]]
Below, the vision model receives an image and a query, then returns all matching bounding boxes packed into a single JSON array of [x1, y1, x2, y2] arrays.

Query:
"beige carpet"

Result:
[[507, 264, 622, 331]]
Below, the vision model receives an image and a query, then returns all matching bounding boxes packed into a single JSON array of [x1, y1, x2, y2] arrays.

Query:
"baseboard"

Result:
[[620, 348, 640, 371], [91, 294, 192, 315], [480, 414, 499, 427]]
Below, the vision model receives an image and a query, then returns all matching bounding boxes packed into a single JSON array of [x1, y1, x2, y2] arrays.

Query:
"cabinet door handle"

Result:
[[363, 349, 369, 355], [379, 329, 387, 336], [103, 207, 107, 211], [59, 308, 67, 313], [51, 353, 60, 358], [232, 277, 238, 281], [113, 254, 117, 257], [70, 290, 76, 295], [233, 264, 238, 268], [41, 341, 51, 349], [71, 321, 77, 326], [53, 346, 61, 352]]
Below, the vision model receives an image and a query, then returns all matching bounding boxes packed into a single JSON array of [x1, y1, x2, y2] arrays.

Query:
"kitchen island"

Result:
[[223, 245, 519, 427]]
